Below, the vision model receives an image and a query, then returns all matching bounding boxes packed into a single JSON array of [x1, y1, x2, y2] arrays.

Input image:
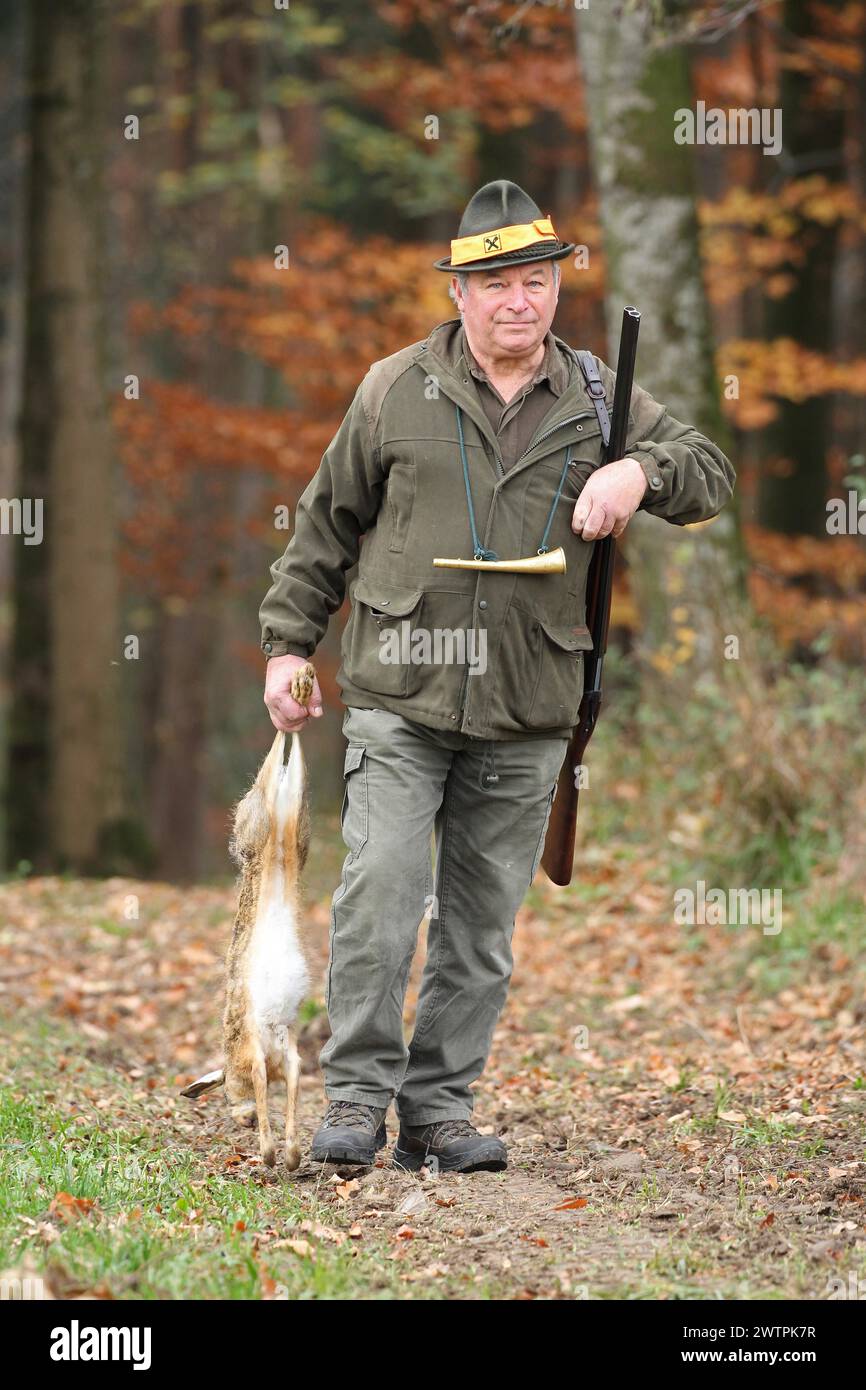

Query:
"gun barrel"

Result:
[[540, 306, 642, 887]]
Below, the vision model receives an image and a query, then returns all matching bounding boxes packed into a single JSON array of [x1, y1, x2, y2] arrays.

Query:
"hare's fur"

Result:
[[183, 664, 314, 1170]]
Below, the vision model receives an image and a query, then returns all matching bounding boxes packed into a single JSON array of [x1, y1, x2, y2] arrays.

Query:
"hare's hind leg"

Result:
[[251, 1036, 276, 1167], [282, 1027, 301, 1172], [224, 1063, 256, 1127]]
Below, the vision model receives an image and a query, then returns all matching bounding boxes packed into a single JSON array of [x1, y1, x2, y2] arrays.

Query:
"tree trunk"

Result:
[[757, 0, 844, 535], [8, 0, 121, 870], [575, 2, 744, 671], [0, 3, 29, 863], [831, 3, 866, 490]]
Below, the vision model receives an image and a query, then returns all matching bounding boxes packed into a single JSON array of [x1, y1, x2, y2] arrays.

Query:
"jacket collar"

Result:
[[412, 320, 599, 475]]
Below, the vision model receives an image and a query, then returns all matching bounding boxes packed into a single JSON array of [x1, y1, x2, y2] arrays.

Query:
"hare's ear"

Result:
[[180, 1068, 225, 1099]]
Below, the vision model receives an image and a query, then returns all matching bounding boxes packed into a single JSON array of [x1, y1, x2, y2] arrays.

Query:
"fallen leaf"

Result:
[[285, 1239, 315, 1258], [49, 1193, 96, 1224], [298, 1219, 346, 1246], [397, 1189, 428, 1216], [606, 995, 646, 1014]]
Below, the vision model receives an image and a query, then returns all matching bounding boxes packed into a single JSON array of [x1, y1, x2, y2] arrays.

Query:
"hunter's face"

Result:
[[454, 260, 560, 362]]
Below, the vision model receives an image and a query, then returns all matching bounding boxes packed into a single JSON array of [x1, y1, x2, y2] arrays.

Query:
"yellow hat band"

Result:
[[450, 217, 559, 267]]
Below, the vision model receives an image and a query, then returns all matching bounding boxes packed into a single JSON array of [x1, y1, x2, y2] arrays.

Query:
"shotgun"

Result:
[[541, 306, 641, 886]]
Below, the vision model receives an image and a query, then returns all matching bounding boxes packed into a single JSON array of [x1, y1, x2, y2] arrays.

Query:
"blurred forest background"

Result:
[[0, 0, 864, 885]]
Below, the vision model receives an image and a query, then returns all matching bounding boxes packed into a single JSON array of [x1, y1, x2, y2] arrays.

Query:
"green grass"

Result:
[[92, 917, 134, 939], [740, 889, 866, 994], [731, 1116, 803, 1148], [0, 1026, 430, 1301], [683, 1080, 735, 1134]]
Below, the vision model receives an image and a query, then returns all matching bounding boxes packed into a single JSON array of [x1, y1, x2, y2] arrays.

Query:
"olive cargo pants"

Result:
[[319, 705, 569, 1125]]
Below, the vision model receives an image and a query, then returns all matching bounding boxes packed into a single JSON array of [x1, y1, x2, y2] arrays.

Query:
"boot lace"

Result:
[[324, 1101, 380, 1133], [430, 1119, 478, 1142]]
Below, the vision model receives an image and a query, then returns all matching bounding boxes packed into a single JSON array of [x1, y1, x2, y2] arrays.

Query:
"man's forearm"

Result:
[[627, 409, 735, 525], [590, 356, 735, 527], [259, 515, 353, 659]]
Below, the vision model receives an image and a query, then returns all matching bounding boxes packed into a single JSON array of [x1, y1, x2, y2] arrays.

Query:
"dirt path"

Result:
[[2, 859, 864, 1299]]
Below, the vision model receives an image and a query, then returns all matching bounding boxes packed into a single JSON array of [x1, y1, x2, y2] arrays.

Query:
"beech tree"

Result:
[[576, 0, 743, 676], [8, 0, 121, 870]]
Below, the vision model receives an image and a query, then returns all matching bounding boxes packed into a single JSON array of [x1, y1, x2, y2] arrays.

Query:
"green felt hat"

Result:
[[434, 179, 574, 273]]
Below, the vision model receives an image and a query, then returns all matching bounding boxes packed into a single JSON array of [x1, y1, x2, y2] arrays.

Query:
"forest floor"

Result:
[[1, 822, 865, 1301]]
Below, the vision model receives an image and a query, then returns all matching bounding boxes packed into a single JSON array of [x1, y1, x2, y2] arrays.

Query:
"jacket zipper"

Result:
[[490, 410, 594, 481], [462, 411, 595, 725], [481, 408, 596, 543], [513, 410, 594, 469]]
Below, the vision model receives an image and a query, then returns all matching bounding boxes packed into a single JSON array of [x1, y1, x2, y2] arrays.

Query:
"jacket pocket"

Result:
[[386, 461, 416, 553], [345, 574, 425, 697], [527, 618, 594, 730], [340, 742, 368, 858]]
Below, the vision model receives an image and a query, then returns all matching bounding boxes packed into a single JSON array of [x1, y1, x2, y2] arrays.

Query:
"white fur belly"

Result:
[[248, 896, 308, 1032]]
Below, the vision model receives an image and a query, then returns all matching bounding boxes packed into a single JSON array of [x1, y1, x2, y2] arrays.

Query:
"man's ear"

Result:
[[451, 275, 465, 313]]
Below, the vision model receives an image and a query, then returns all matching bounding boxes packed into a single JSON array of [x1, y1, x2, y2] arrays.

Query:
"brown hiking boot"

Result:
[[393, 1119, 507, 1173], [310, 1100, 387, 1166]]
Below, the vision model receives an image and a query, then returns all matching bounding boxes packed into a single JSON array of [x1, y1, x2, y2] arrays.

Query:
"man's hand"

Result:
[[571, 456, 649, 541], [264, 653, 324, 732]]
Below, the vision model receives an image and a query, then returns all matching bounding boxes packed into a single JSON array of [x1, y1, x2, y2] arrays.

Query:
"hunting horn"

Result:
[[433, 546, 566, 574]]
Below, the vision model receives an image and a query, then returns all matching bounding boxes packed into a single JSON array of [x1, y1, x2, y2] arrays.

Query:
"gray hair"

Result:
[[449, 259, 561, 307]]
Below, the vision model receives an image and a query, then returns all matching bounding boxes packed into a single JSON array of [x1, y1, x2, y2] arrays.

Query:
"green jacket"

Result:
[[260, 319, 735, 740]]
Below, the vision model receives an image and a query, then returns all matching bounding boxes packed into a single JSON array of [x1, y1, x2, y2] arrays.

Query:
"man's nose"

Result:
[[504, 285, 530, 313]]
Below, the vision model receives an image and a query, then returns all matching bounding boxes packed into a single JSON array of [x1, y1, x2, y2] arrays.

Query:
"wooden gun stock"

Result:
[[541, 307, 642, 886]]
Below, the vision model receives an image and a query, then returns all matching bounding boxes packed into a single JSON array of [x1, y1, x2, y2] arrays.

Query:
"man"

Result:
[[259, 180, 734, 1173]]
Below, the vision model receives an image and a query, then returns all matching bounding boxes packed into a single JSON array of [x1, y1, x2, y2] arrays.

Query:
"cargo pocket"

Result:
[[340, 743, 368, 859], [346, 575, 425, 697], [526, 619, 594, 730]]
